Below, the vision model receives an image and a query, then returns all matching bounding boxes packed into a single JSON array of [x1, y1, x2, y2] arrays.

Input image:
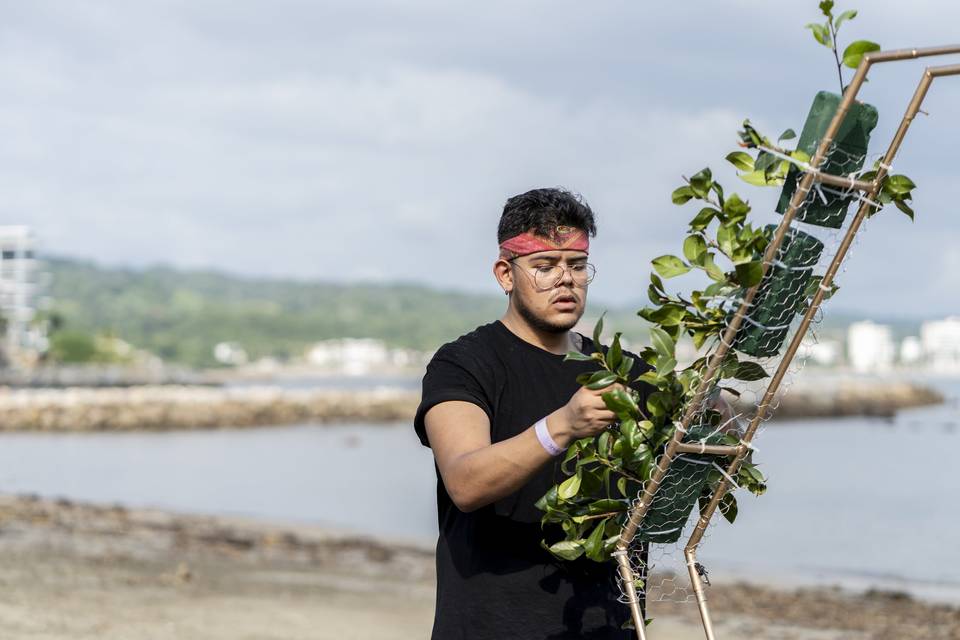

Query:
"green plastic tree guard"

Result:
[[776, 91, 879, 228], [729, 226, 824, 358], [637, 423, 726, 544]]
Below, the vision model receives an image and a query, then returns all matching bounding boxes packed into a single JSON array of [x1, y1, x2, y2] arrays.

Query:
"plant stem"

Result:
[[829, 21, 844, 94], [577, 511, 621, 522]]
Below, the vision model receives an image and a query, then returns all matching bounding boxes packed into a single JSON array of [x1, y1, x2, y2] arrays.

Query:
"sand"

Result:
[[0, 494, 956, 639]]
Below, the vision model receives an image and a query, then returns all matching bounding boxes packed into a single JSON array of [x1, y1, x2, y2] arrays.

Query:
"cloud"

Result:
[[0, 0, 957, 317]]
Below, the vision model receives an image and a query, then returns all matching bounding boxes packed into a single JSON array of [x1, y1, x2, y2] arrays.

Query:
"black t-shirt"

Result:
[[413, 319, 654, 639]]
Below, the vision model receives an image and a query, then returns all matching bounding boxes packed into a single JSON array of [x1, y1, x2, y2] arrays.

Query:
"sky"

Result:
[[1, 1, 958, 317]]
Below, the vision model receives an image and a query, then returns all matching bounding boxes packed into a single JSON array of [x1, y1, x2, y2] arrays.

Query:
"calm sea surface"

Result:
[[0, 376, 957, 600]]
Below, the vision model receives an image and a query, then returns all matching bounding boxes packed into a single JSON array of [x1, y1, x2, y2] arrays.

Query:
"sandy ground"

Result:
[[0, 494, 957, 640]]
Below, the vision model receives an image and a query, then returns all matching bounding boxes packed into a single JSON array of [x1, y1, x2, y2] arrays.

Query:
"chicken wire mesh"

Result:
[[612, 138, 879, 607]]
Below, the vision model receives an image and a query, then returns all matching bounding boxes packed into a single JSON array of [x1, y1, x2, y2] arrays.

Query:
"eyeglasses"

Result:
[[508, 258, 596, 291]]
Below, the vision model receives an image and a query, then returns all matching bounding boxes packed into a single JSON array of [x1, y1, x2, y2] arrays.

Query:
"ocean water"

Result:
[[0, 377, 956, 601]]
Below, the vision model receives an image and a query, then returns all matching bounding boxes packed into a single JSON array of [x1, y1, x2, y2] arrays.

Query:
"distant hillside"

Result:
[[42, 257, 649, 367], [41, 256, 922, 369]]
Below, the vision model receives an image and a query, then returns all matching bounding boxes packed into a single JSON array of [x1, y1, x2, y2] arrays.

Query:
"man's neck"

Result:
[[499, 310, 581, 356]]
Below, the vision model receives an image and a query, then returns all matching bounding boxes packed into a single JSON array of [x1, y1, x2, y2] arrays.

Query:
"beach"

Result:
[[1, 494, 957, 640]]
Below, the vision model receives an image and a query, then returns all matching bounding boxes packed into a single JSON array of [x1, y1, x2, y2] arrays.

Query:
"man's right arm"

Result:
[[423, 384, 624, 513]]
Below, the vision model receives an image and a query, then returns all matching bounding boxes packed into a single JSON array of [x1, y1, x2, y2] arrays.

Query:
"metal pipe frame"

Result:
[[615, 45, 960, 639]]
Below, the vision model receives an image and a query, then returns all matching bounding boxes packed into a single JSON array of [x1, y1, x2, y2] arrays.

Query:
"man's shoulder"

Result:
[[428, 321, 501, 366]]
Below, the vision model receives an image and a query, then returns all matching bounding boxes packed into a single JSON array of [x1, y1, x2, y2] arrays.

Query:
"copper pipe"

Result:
[[667, 50, 958, 640], [681, 63, 960, 640], [674, 443, 743, 456], [811, 172, 876, 192], [616, 45, 882, 639], [614, 44, 960, 640], [685, 548, 716, 640], [686, 56, 960, 556], [619, 38, 884, 552], [615, 553, 647, 640]]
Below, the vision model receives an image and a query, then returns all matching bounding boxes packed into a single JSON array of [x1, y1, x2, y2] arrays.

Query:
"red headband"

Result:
[[498, 225, 589, 260]]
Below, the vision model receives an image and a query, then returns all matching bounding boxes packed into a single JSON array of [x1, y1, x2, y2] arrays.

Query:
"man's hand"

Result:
[[423, 381, 627, 513], [547, 382, 625, 446], [707, 390, 743, 435]]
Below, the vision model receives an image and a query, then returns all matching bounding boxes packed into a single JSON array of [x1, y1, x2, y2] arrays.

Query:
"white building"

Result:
[[798, 336, 841, 366], [899, 336, 923, 365], [920, 317, 960, 372], [305, 338, 426, 375], [213, 341, 249, 366], [847, 320, 895, 373], [0, 226, 48, 365]]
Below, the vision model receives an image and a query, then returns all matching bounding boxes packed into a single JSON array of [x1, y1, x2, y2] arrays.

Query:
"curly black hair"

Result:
[[497, 187, 597, 244]]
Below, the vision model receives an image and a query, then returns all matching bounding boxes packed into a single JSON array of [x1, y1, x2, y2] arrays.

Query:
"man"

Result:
[[413, 188, 655, 639]]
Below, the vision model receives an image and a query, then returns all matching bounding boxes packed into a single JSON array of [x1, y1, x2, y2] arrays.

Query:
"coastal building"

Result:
[[798, 336, 841, 366], [847, 320, 895, 373], [0, 226, 48, 367], [920, 317, 960, 373], [899, 336, 923, 365], [213, 341, 249, 366], [305, 338, 423, 374]]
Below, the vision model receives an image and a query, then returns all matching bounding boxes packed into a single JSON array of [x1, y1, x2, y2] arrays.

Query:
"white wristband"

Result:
[[534, 416, 564, 457]]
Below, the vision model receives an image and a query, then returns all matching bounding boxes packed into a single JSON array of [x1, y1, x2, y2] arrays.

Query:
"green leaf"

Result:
[[586, 372, 619, 390], [842, 40, 881, 68], [777, 128, 797, 142], [894, 198, 915, 221], [547, 539, 584, 561], [652, 255, 691, 278], [723, 193, 750, 222], [646, 392, 672, 418], [725, 151, 754, 172], [576, 371, 596, 385], [689, 207, 719, 231], [593, 312, 605, 349], [649, 326, 676, 358], [833, 9, 856, 29], [589, 499, 629, 514], [655, 354, 677, 377], [719, 351, 740, 379], [885, 174, 916, 195], [584, 519, 608, 561], [564, 350, 594, 362], [720, 492, 738, 524], [535, 485, 559, 512], [683, 234, 708, 263], [739, 170, 772, 186], [819, 0, 834, 18], [702, 253, 725, 282], [603, 388, 635, 416], [649, 273, 665, 294], [734, 360, 769, 381], [671, 186, 695, 205], [805, 22, 831, 48], [620, 419, 641, 451], [597, 431, 611, 457], [754, 151, 778, 173], [648, 303, 686, 326], [716, 223, 736, 257], [608, 332, 623, 371], [558, 473, 582, 500], [734, 261, 764, 287], [688, 168, 713, 198], [617, 476, 628, 497]]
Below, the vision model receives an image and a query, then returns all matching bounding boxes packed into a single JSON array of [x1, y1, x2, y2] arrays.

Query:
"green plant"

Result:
[[805, 1, 880, 94], [536, 1, 916, 564]]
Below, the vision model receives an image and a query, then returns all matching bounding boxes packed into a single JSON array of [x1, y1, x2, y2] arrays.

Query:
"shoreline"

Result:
[[0, 378, 945, 432], [0, 493, 957, 639]]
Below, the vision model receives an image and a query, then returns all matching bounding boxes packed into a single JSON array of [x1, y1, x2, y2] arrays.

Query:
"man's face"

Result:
[[506, 250, 590, 334]]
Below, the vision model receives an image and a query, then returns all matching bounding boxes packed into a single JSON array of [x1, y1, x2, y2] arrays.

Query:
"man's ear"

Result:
[[493, 258, 514, 294]]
